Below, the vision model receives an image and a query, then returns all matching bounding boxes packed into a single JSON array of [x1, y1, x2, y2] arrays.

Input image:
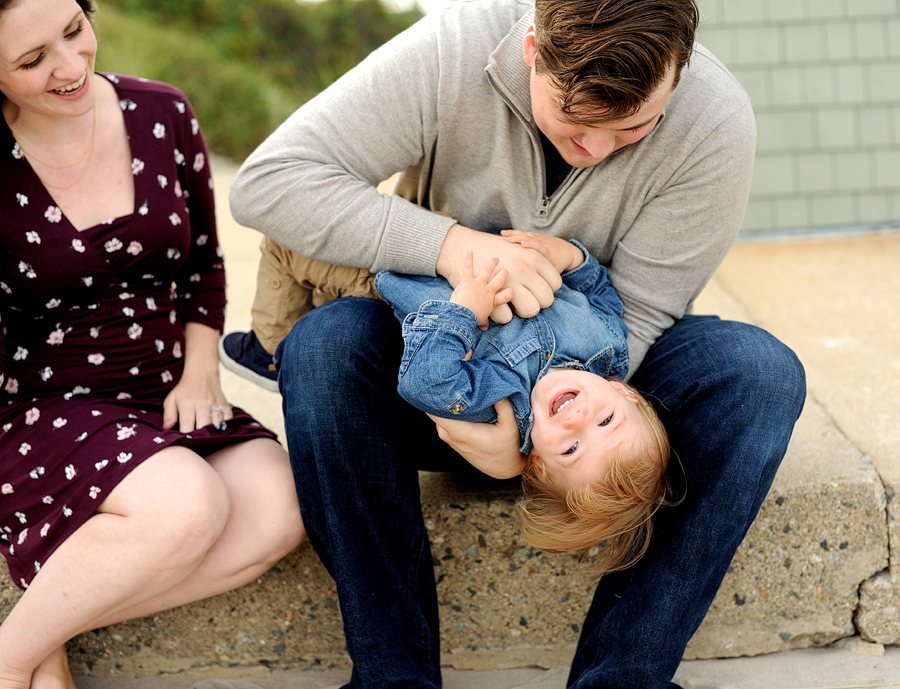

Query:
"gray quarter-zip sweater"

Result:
[[229, 0, 756, 374]]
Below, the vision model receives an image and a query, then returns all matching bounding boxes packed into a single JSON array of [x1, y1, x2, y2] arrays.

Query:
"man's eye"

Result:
[[564, 443, 578, 455], [599, 414, 613, 427]]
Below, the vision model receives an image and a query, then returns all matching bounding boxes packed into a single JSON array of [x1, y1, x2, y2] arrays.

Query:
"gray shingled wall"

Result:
[[696, 0, 900, 235]]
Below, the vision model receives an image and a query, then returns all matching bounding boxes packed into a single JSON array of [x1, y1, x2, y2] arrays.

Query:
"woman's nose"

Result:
[[54, 48, 85, 81]]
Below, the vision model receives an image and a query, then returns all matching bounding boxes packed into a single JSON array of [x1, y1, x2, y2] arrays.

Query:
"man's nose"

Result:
[[580, 130, 616, 160]]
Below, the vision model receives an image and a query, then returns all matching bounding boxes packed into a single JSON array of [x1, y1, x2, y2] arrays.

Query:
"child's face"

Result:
[[529, 369, 649, 491]]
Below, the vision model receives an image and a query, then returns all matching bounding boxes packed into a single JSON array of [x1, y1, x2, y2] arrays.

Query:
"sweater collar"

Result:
[[485, 9, 535, 123]]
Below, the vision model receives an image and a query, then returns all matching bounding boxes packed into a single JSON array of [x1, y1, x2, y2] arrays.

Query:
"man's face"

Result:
[[523, 25, 676, 168]]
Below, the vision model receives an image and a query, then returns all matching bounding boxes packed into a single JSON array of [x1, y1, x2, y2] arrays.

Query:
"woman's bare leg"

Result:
[[27, 649, 74, 689], [0, 438, 302, 689], [91, 438, 304, 626]]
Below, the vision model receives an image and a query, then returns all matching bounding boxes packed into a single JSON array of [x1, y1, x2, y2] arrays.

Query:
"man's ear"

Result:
[[523, 24, 538, 68]]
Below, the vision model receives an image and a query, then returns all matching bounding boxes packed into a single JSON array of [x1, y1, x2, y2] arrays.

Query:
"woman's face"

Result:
[[0, 0, 97, 120]]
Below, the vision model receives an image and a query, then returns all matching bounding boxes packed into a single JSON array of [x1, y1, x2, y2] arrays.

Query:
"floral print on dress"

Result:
[[0, 73, 274, 590]]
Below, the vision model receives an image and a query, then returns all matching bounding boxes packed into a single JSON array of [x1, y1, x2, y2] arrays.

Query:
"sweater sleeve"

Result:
[[228, 12, 457, 277]]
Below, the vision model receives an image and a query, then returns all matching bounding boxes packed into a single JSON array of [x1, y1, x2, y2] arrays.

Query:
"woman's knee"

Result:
[[108, 448, 232, 567], [209, 439, 305, 566]]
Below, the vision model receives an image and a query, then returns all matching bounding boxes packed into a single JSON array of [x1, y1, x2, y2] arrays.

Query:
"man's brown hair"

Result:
[[533, 0, 699, 123]]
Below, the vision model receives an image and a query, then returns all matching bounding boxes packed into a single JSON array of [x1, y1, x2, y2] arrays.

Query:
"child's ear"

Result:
[[610, 380, 639, 402], [529, 453, 547, 478]]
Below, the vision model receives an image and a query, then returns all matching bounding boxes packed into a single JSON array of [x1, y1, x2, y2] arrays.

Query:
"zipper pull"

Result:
[[539, 196, 550, 217]]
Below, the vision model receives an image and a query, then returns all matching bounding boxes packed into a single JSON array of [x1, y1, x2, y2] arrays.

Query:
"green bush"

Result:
[[94, 0, 422, 160], [95, 7, 303, 160]]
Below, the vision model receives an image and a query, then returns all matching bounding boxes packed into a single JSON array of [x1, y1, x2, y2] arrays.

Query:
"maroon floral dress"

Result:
[[0, 74, 276, 588]]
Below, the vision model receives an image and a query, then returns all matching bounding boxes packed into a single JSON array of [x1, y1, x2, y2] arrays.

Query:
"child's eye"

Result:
[[564, 442, 578, 455], [599, 414, 613, 427]]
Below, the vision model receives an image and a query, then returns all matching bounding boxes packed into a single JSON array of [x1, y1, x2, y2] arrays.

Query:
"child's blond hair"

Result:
[[517, 383, 670, 577]]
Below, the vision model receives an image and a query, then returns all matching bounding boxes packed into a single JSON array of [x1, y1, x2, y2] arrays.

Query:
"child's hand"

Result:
[[501, 230, 584, 274], [450, 252, 514, 330]]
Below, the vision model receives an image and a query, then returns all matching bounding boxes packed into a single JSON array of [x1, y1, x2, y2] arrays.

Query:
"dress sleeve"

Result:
[[171, 95, 227, 333], [0, 312, 8, 392]]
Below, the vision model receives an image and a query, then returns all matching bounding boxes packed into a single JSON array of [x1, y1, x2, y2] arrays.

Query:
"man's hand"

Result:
[[427, 398, 526, 479], [501, 230, 584, 274], [449, 253, 514, 330], [436, 224, 562, 322]]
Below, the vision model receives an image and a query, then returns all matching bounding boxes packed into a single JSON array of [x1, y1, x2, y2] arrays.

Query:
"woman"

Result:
[[0, 1, 305, 687]]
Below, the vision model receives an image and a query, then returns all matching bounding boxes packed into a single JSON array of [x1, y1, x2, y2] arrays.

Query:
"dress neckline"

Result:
[[2, 72, 136, 234]]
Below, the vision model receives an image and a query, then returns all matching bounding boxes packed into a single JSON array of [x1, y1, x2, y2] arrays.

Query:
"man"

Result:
[[229, 0, 806, 686]]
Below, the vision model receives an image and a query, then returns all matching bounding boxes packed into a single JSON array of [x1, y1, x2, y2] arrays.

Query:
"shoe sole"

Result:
[[217, 336, 280, 393]]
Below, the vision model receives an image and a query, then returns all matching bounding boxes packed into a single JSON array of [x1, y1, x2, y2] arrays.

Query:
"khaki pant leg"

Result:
[[251, 237, 314, 355], [251, 237, 383, 355], [291, 256, 380, 308]]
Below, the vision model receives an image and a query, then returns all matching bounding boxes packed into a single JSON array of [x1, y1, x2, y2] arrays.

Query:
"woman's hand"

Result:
[[162, 323, 234, 432], [162, 369, 233, 433], [427, 398, 526, 479]]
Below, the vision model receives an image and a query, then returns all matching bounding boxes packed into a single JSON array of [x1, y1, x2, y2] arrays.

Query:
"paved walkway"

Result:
[[75, 643, 900, 688], [88, 159, 897, 689]]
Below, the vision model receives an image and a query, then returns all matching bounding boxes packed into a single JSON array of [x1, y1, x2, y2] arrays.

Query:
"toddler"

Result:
[[221, 232, 670, 574]]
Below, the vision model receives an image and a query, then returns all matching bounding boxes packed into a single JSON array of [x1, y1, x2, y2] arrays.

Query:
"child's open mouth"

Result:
[[550, 391, 578, 416]]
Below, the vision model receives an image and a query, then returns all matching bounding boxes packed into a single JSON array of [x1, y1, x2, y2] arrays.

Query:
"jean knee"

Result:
[[715, 322, 806, 415]]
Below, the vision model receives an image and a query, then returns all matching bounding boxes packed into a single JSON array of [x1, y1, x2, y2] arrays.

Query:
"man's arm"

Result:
[[229, 12, 454, 277]]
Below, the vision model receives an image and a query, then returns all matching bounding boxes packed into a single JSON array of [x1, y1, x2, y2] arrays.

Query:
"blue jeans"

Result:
[[275, 298, 806, 689]]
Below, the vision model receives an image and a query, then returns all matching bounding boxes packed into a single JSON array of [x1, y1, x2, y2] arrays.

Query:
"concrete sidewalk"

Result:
[[72, 643, 900, 689], [62, 159, 900, 687]]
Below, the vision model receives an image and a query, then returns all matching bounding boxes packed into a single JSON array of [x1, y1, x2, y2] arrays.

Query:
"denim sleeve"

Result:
[[562, 239, 627, 333], [396, 301, 522, 423]]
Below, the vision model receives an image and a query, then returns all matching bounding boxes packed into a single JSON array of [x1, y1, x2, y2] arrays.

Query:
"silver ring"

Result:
[[210, 406, 225, 413]]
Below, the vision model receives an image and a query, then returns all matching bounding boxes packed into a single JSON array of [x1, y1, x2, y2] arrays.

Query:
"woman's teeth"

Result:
[[54, 73, 86, 94]]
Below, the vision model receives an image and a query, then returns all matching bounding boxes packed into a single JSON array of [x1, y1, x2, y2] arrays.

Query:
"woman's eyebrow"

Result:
[[12, 11, 83, 64]]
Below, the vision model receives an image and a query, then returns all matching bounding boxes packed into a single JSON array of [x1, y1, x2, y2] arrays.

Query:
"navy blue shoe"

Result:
[[218, 331, 279, 392]]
